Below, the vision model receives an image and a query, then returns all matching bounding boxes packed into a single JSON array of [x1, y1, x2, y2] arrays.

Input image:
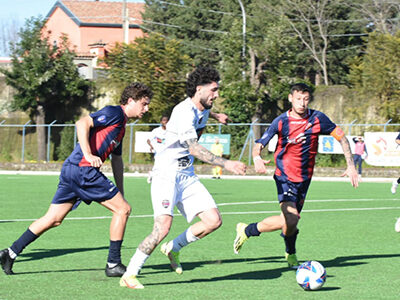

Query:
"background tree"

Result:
[[104, 33, 192, 122], [348, 31, 400, 122], [0, 17, 94, 161]]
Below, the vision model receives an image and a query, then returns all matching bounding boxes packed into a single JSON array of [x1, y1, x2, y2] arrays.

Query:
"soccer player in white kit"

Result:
[[120, 66, 247, 289]]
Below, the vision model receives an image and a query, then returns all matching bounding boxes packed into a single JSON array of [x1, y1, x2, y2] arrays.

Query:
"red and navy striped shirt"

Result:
[[66, 105, 127, 167], [256, 109, 344, 182]]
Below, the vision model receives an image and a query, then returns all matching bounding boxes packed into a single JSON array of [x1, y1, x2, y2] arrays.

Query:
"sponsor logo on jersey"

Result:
[[97, 115, 106, 123], [162, 199, 170, 208]]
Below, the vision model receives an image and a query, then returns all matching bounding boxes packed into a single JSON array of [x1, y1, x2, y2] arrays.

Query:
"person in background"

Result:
[[211, 137, 224, 179], [391, 132, 400, 194], [146, 115, 169, 183], [352, 136, 368, 179]]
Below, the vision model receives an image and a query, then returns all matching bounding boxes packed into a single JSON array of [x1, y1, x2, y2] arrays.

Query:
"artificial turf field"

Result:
[[0, 174, 399, 300]]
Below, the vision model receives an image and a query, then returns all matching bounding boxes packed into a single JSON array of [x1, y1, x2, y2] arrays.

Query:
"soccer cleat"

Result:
[[285, 253, 300, 269], [233, 223, 249, 254], [0, 249, 15, 275], [391, 180, 398, 194], [120, 275, 144, 289], [160, 242, 183, 274], [105, 262, 127, 277], [395, 218, 400, 233]]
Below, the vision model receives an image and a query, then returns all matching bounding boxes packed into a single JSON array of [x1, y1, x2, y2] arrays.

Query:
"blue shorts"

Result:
[[52, 163, 119, 208], [273, 175, 311, 213]]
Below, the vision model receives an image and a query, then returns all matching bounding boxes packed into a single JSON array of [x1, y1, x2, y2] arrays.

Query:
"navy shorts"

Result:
[[52, 163, 119, 208], [273, 175, 311, 213]]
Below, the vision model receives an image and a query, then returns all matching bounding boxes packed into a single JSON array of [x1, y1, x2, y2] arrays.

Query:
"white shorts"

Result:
[[151, 171, 217, 222]]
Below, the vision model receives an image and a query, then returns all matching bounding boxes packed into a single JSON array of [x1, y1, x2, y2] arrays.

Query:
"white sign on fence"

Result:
[[364, 132, 400, 166]]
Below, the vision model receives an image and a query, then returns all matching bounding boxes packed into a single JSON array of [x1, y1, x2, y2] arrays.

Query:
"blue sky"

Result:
[[0, 0, 143, 23]]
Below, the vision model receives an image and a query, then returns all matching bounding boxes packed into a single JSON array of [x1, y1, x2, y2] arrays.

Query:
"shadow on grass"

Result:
[[141, 253, 400, 289], [18, 246, 110, 262]]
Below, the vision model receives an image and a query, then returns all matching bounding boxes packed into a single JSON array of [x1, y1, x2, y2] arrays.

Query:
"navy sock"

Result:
[[107, 240, 123, 264], [245, 223, 261, 237], [281, 229, 299, 255], [10, 228, 38, 256], [397, 178, 400, 184]]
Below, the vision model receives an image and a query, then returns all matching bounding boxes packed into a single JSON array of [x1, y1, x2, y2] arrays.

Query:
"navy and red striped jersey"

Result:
[[256, 109, 344, 182], [65, 105, 127, 167]]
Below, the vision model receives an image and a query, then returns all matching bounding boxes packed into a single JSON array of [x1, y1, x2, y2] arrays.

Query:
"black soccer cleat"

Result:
[[105, 263, 126, 277], [0, 249, 15, 275]]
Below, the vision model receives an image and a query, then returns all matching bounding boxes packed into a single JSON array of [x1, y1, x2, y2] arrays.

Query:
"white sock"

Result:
[[125, 249, 149, 276], [171, 226, 199, 252]]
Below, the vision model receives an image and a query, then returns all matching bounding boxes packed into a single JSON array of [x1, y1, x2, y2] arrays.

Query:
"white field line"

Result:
[[218, 198, 400, 206], [1, 204, 400, 223], [0, 170, 396, 183]]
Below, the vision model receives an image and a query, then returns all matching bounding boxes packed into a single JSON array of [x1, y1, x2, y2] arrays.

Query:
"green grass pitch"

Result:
[[0, 174, 399, 300]]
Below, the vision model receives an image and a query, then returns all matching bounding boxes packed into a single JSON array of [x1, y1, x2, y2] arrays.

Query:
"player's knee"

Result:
[[208, 216, 222, 231], [50, 219, 63, 228], [116, 203, 132, 218]]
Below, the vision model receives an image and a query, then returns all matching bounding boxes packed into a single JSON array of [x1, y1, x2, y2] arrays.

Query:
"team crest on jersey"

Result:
[[97, 115, 107, 123], [162, 199, 170, 208]]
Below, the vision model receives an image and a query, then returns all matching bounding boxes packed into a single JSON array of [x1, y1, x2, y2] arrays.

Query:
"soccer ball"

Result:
[[296, 260, 326, 291]]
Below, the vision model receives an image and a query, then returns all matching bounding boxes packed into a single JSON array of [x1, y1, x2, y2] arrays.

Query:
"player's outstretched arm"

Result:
[[209, 111, 231, 125], [186, 138, 246, 175], [252, 142, 271, 174], [339, 137, 359, 188], [76, 116, 103, 168]]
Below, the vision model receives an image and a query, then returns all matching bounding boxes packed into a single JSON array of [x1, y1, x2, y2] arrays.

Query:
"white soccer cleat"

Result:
[[391, 180, 398, 194], [120, 275, 144, 289], [395, 218, 400, 233]]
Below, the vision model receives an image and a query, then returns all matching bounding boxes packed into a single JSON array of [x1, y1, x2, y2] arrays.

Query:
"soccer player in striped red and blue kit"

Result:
[[0, 82, 153, 277], [233, 83, 359, 268]]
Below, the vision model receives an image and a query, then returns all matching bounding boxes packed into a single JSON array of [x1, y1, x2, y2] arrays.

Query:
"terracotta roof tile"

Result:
[[60, 0, 145, 25]]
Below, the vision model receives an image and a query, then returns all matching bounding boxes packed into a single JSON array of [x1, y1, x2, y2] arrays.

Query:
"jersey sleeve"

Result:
[[176, 109, 199, 145], [90, 106, 123, 128], [396, 132, 400, 140], [317, 112, 345, 141], [255, 118, 280, 147]]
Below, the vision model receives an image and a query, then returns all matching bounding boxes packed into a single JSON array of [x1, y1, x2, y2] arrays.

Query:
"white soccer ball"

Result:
[[296, 260, 326, 291]]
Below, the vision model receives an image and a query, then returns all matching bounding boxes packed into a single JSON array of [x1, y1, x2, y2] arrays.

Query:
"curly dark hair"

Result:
[[120, 82, 153, 105], [186, 66, 220, 98]]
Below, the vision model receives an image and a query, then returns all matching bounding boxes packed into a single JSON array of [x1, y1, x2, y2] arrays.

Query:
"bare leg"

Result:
[[29, 202, 75, 235], [190, 208, 222, 239], [138, 215, 173, 255], [100, 192, 131, 240], [257, 214, 285, 233]]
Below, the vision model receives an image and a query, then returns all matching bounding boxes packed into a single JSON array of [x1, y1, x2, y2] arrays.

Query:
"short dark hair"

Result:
[[290, 83, 313, 96], [186, 65, 220, 98], [120, 82, 153, 105], [160, 115, 169, 121]]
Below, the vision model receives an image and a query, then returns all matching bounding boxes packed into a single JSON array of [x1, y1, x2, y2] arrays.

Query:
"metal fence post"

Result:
[[384, 119, 392, 132], [47, 120, 57, 162], [348, 119, 357, 135], [21, 120, 31, 162]]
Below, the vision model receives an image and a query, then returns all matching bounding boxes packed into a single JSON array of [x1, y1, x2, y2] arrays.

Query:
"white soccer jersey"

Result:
[[149, 126, 167, 153], [153, 97, 209, 172]]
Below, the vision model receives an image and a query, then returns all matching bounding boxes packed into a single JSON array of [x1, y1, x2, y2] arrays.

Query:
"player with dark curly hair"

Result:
[[120, 66, 246, 289], [0, 82, 153, 277]]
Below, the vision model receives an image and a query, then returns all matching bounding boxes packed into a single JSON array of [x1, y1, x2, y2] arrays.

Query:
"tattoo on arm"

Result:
[[185, 138, 227, 167], [138, 216, 165, 255], [339, 137, 355, 167]]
